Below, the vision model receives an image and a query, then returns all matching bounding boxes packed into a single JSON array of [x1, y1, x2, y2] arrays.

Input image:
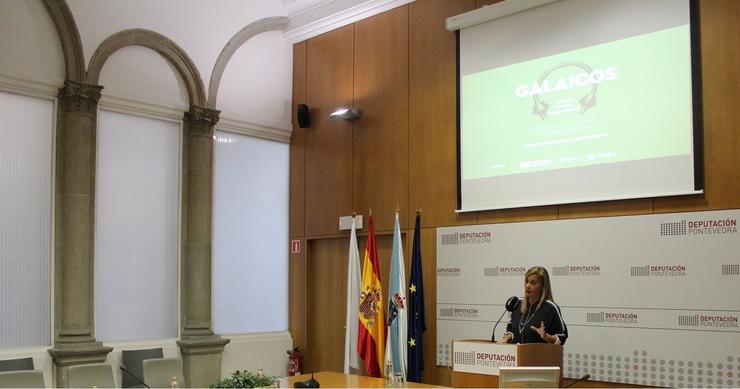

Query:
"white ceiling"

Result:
[[0, 0, 414, 139], [283, 0, 414, 43]]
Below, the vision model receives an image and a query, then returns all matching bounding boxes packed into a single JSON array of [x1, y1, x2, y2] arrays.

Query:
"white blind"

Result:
[[94, 110, 179, 342], [213, 131, 289, 334], [0, 91, 53, 347]]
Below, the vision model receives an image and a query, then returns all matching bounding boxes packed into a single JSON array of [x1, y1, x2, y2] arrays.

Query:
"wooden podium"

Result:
[[451, 340, 563, 387]]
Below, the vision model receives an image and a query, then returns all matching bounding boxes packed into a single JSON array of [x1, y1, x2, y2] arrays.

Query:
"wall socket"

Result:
[[339, 215, 363, 230]]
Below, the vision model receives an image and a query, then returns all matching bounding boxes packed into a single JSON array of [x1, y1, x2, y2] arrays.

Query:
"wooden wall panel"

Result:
[[353, 7, 410, 233], [290, 42, 307, 238], [289, 238, 307, 352], [408, 0, 477, 229], [558, 199, 653, 220], [654, 0, 740, 213], [290, 1, 740, 388], [305, 238, 346, 373], [304, 234, 396, 373], [478, 205, 558, 224], [305, 26, 355, 237], [475, 0, 504, 8]]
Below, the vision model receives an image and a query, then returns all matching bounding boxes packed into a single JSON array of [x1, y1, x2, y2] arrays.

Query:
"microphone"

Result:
[[564, 374, 591, 388], [491, 296, 520, 341], [505, 296, 521, 312], [294, 372, 320, 388], [120, 365, 150, 388]]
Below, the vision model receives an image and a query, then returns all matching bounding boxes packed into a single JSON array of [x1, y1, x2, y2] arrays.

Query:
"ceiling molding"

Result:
[[98, 94, 187, 122], [217, 116, 292, 143], [284, 0, 413, 44], [283, 0, 334, 17], [0, 65, 63, 98]]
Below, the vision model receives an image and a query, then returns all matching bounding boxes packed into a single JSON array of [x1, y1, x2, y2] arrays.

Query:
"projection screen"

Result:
[[452, 0, 703, 212]]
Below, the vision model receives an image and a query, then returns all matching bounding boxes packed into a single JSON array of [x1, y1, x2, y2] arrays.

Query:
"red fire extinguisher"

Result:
[[287, 347, 303, 376]]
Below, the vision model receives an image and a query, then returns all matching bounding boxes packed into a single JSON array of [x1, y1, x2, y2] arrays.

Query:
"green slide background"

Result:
[[462, 25, 693, 180]]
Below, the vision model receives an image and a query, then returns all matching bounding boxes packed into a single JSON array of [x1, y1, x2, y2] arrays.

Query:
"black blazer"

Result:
[[500, 299, 568, 344]]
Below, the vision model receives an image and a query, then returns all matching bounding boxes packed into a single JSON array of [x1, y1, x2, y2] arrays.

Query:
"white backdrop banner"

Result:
[[436, 209, 740, 387]]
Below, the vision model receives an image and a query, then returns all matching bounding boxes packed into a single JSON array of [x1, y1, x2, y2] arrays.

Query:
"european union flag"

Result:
[[406, 213, 426, 382]]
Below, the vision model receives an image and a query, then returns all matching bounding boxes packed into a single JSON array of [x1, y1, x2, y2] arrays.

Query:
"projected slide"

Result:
[[461, 25, 692, 181]]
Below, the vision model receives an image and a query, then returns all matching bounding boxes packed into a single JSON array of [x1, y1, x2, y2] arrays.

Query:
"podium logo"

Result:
[[484, 266, 526, 277], [454, 351, 475, 366], [475, 352, 517, 368], [441, 231, 493, 245], [678, 314, 739, 328], [687, 218, 737, 235], [587, 312, 638, 324], [455, 351, 517, 368], [660, 220, 687, 236], [721, 264, 739, 276], [552, 265, 601, 276], [437, 267, 461, 277], [586, 312, 604, 323], [440, 307, 479, 319], [631, 264, 686, 277], [441, 233, 458, 245]]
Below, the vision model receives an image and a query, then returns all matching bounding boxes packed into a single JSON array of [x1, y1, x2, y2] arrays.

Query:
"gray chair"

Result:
[[122, 348, 163, 388], [0, 370, 46, 388], [0, 357, 34, 372], [143, 358, 184, 389], [67, 363, 114, 388]]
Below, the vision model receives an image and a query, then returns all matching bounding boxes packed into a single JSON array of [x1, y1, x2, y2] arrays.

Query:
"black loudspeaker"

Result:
[[297, 104, 310, 128]]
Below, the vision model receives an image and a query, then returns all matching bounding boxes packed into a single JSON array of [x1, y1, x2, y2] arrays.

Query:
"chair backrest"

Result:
[[122, 348, 164, 388], [67, 363, 114, 388], [0, 357, 34, 372], [143, 358, 184, 389], [0, 370, 46, 388]]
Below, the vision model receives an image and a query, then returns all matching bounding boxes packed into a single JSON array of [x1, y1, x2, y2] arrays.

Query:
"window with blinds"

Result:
[[0, 91, 53, 348], [212, 131, 288, 334], [94, 110, 179, 342]]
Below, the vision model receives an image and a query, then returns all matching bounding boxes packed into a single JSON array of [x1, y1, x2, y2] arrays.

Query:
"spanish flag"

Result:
[[357, 215, 385, 377]]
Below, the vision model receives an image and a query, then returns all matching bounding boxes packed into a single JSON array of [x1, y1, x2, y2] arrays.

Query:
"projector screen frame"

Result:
[[454, 0, 704, 212]]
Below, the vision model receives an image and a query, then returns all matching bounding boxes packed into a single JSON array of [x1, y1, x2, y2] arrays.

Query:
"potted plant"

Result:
[[209, 368, 278, 388]]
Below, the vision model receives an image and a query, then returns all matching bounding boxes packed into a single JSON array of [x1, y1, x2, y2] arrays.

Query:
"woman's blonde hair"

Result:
[[520, 266, 554, 314]]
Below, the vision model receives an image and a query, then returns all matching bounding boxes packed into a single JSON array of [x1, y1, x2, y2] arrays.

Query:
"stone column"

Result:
[[48, 80, 112, 387], [177, 106, 229, 388]]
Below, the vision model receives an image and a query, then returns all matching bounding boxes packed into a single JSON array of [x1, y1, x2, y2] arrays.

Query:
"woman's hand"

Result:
[[530, 321, 554, 343], [498, 332, 513, 344]]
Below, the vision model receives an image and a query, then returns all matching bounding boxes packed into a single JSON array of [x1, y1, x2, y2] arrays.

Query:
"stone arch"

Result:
[[207, 16, 288, 109], [41, 0, 86, 82], [87, 29, 206, 107]]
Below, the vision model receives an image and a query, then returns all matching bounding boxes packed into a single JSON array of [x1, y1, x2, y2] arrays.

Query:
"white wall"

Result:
[[0, 0, 64, 89], [67, 0, 292, 131], [98, 46, 189, 111], [102, 339, 182, 388], [0, 1, 61, 383], [0, 0, 294, 382], [218, 31, 293, 130], [102, 333, 293, 387], [0, 347, 55, 388], [220, 332, 293, 378]]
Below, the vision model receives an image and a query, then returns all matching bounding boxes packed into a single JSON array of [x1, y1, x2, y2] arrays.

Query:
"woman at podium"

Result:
[[498, 266, 568, 345]]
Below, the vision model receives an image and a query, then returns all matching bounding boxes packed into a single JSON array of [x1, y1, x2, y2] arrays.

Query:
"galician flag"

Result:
[[344, 216, 362, 374], [357, 215, 385, 377], [384, 211, 407, 379]]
